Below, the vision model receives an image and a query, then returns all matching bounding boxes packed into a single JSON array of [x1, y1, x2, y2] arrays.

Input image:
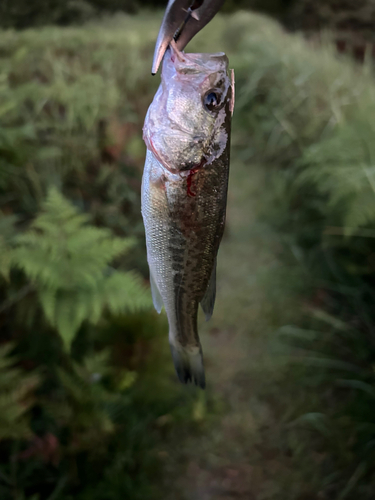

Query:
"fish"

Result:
[[141, 43, 234, 388]]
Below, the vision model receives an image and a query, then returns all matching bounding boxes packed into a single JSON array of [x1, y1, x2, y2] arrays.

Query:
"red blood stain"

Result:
[[187, 170, 197, 197], [186, 158, 207, 197]]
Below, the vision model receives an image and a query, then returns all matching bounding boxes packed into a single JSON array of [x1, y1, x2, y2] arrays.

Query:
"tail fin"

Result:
[[170, 343, 205, 389]]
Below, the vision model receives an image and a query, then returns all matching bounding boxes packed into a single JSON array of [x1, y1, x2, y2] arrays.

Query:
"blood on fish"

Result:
[[186, 158, 207, 197], [187, 170, 197, 197]]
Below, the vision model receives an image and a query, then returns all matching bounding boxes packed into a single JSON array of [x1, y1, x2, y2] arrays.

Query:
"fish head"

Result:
[[143, 45, 233, 174]]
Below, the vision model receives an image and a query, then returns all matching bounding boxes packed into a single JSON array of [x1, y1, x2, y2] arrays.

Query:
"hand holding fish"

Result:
[[142, 0, 234, 388]]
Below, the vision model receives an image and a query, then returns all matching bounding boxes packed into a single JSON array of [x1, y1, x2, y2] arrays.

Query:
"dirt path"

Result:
[[161, 161, 306, 500]]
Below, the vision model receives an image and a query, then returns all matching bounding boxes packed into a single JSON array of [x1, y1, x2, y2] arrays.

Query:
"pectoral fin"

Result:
[[200, 259, 216, 322], [150, 269, 164, 314]]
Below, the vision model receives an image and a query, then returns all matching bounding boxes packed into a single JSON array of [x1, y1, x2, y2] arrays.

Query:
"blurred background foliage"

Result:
[[0, 0, 295, 29], [2, 0, 375, 39], [2, 1, 375, 499]]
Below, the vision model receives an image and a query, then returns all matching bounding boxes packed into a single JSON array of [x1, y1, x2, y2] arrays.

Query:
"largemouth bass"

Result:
[[142, 44, 234, 388]]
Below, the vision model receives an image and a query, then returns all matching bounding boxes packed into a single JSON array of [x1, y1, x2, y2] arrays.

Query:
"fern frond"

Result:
[[100, 271, 151, 315], [0, 343, 39, 441], [12, 188, 151, 348], [45, 361, 117, 448], [0, 213, 18, 280]]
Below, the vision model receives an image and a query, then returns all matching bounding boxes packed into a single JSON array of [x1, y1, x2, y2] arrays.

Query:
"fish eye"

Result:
[[203, 89, 223, 112]]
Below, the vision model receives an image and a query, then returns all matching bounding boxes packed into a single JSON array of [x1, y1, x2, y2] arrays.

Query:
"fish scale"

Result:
[[142, 45, 234, 388]]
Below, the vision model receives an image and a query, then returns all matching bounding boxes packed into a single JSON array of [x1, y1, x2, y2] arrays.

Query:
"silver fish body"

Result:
[[142, 46, 234, 388]]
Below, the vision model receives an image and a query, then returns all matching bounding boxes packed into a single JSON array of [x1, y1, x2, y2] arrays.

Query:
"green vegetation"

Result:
[[0, 0, 297, 29], [0, 16, 196, 500], [221, 12, 375, 498], [2, 9, 375, 500]]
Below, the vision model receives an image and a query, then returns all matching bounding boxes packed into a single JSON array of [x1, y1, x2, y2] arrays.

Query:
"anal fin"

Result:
[[150, 269, 164, 314], [200, 259, 216, 322]]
